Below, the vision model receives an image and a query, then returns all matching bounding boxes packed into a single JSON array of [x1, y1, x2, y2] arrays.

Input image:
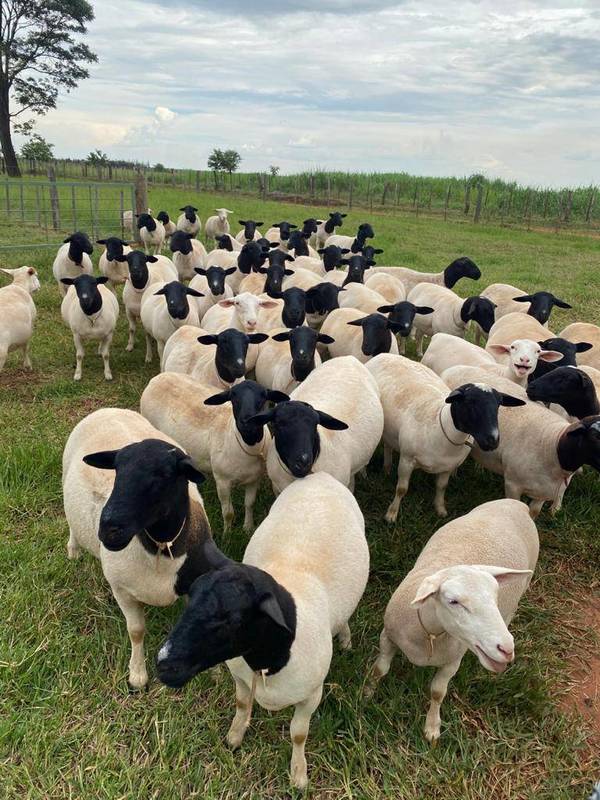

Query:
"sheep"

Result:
[[320, 308, 399, 363], [122, 207, 152, 232], [204, 245, 239, 271], [441, 367, 600, 516], [287, 229, 320, 259], [140, 280, 203, 363], [578, 364, 600, 398], [161, 325, 268, 388], [526, 367, 600, 420], [238, 251, 295, 297], [366, 354, 525, 520], [235, 220, 264, 243], [176, 205, 201, 237], [259, 356, 384, 494], [371, 256, 481, 295], [338, 253, 376, 286], [204, 208, 234, 241], [156, 471, 369, 789], [375, 301, 434, 354], [365, 272, 406, 304], [137, 213, 166, 255], [560, 322, 600, 370], [529, 337, 593, 382], [481, 283, 571, 324], [0, 266, 40, 371], [60, 275, 119, 381], [202, 292, 280, 336], [52, 232, 94, 295], [260, 288, 308, 331], [121, 251, 178, 356], [62, 407, 212, 688], [215, 233, 243, 251], [367, 499, 537, 742], [97, 237, 132, 288], [141, 376, 287, 532], [407, 284, 496, 356], [156, 211, 177, 242], [264, 221, 298, 245], [189, 266, 236, 319], [169, 230, 208, 280], [486, 312, 554, 354], [283, 267, 322, 293], [304, 282, 345, 328], [324, 222, 374, 253], [315, 211, 347, 248], [255, 326, 330, 393], [339, 283, 388, 314], [229, 240, 273, 293], [422, 333, 564, 387]]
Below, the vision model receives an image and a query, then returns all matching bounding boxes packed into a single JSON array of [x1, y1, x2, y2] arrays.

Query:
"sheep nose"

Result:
[[519, 358, 530, 365], [246, 320, 257, 329], [497, 644, 514, 661]]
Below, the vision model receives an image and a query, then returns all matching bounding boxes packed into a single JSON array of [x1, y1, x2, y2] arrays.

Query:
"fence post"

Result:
[[463, 182, 471, 215], [19, 183, 24, 221], [473, 183, 484, 223], [47, 166, 60, 230], [444, 184, 451, 221], [71, 186, 77, 230], [585, 188, 596, 223], [563, 190, 573, 224], [413, 180, 419, 208], [195, 171, 201, 193], [134, 170, 148, 244], [5, 181, 10, 217]]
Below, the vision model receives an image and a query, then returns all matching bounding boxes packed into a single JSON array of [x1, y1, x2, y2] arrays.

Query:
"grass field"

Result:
[[0, 189, 599, 799]]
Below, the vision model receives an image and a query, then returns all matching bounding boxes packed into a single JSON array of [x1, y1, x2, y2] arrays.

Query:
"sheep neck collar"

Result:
[[86, 308, 103, 326], [438, 406, 473, 448], [417, 607, 447, 657], [144, 515, 187, 570], [233, 428, 268, 461]]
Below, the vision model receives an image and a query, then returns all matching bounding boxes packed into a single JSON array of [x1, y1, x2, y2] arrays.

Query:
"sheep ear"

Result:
[[154, 286, 167, 296], [341, 248, 350, 254], [186, 233, 194, 240], [186, 287, 204, 297], [513, 295, 532, 303], [366, 259, 376, 267], [341, 213, 347, 217], [497, 393, 526, 408], [96, 239, 107, 244], [204, 390, 231, 405], [347, 318, 364, 327], [445, 388, 464, 403], [239, 220, 246, 225], [197, 335, 218, 345], [377, 304, 394, 313], [147, 255, 158, 263], [373, 248, 384, 254], [317, 333, 335, 345], [411, 572, 445, 606], [259, 299, 279, 309], [317, 248, 325, 255], [247, 333, 269, 344], [63, 236, 72, 243], [194, 267, 207, 275], [284, 268, 295, 275], [60, 278, 75, 285], [272, 332, 291, 342], [269, 241, 279, 249], [225, 267, 237, 276], [247, 409, 275, 426], [576, 342, 593, 352], [218, 298, 236, 308], [96, 276, 110, 285], [416, 306, 434, 315], [539, 350, 564, 363], [267, 390, 290, 404], [473, 565, 533, 584], [289, 223, 298, 229], [178, 456, 205, 486], [285, 254, 295, 262], [551, 296, 571, 309], [256, 222, 264, 227], [258, 593, 291, 633], [487, 344, 511, 356], [83, 450, 118, 469], [316, 410, 348, 430]]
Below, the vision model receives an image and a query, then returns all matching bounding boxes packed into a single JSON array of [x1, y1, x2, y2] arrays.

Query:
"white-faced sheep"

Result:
[[169, 230, 208, 280], [0, 266, 40, 371], [254, 326, 329, 393], [97, 237, 132, 288], [201, 292, 279, 335], [62, 407, 212, 689], [156, 471, 369, 789], [367, 499, 537, 742], [140, 280, 202, 363], [366, 354, 525, 520], [60, 274, 120, 380], [137, 213, 165, 255], [141, 376, 286, 531], [176, 205, 201, 237], [204, 208, 234, 241], [52, 232, 94, 295]]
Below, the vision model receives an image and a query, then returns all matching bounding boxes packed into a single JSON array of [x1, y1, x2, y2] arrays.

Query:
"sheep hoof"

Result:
[[226, 728, 245, 750], [424, 726, 440, 745], [67, 544, 81, 560], [125, 344, 134, 352], [128, 670, 149, 691], [384, 509, 398, 525], [291, 763, 309, 790], [363, 682, 375, 700], [435, 507, 448, 518]]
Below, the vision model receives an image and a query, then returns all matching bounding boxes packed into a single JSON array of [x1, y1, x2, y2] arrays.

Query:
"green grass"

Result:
[[1, 190, 599, 799]]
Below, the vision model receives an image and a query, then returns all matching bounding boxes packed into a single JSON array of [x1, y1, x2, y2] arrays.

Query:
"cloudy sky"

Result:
[[22, 0, 600, 187]]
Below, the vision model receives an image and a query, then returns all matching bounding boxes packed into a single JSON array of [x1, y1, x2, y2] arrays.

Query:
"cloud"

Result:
[[23, 0, 600, 187]]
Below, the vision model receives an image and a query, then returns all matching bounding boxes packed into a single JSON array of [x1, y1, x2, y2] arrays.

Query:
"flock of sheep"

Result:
[[2, 205, 600, 789]]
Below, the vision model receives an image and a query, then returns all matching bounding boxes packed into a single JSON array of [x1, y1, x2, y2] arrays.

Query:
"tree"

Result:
[[20, 133, 54, 161], [221, 149, 241, 176], [207, 148, 225, 188], [0, 1, 97, 177], [269, 165, 280, 176], [87, 149, 108, 166]]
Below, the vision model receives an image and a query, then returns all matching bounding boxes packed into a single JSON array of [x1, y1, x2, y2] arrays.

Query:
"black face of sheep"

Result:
[[272, 221, 298, 241], [239, 220, 263, 240], [326, 211, 347, 232], [198, 330, 268, 383], [360, 245, 383, 261], [156, 211, 170, 224], [446, 384, 525, 451], [527, 367, 600, 419], [170, 230, 195, 255], [378, 301, 434, 338], [558, 416, 600, 473], [443, 257, 481, 288], [513, 292, 571, 324], [64, 231, 94, 263], [305, 283, 344, 315], [123, 251, 158, 289], [97, 237, 129, 262], [529, 338, 593, 381], [272, 328, 333, 381], [347, 313, 396, 357], [194, 266, 237, 296], [259, 262, 295, 296], [249, 400, 348, 478], [342, 254, 374, 285], [356, 223, 374, 241], [60, 274, 109, 315], [137, 213, 156, 231], [268, 287, 306, 328], [460, 297, 497, 334], [83, 439, 205, 552], [154, 281, 203, 320], [205, 379, 289, 442], [318, 245, 350, 271], [287, 230, 311, 256], [179, 205, 198, 223], [156, 563, 296, 687], [215, 234, 234, 251], [238, 241, 268, 274], [301, 218, 319, 236]]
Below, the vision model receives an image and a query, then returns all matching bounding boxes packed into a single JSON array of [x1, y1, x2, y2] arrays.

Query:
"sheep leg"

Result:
[[474, 327, 481, 347], [125, 308, 136, 352], [289, 684, 323, 790], [100, 335, 113, 381], [365, 629, 397, 697], [0, 343, 8, 372], [383, 443, 394, 475], [504, 478, 523, 502], [337, 621, 352, 651], [349, 474, 356, 494], [434, 470, 451, 517], [216, 479, 235, 532], [243, 480, 259, 532], [112, 586, 148, 689], [227, 677, 254, 749], [73, 333, 85, 381], [415, 329, 425, 357], [157, 340, 165, 364], [22, 340, 32, 369], [67, 527, 81, 559], [424, 659, 462, 743], [529, 498, 545, 519], [398, 336, 406, 355], [550, 484, 567, 516], [144, 333, 154, 364], [385, 454, 414, 523]]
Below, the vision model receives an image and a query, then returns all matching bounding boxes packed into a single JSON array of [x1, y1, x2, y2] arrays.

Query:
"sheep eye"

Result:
[[449, 599, 461, 606]]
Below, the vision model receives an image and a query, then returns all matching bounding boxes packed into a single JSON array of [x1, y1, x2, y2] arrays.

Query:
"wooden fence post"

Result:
[[473, 184, 484, 223], [195, 171, 201, 193], [47, 166, 60, 230], [463, 182, 471, 215], [134, 170, 148, 244], [585, 188, 596, 223]]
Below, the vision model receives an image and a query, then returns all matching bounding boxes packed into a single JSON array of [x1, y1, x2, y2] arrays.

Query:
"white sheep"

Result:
[[320, 308, 399, 363], [371, 256, 481, 295], [97, 237, 132, 288], [0, 266, 40, 371], [156, 471, 369, 789], [486, 313, 554, 356], [407, 283, 497, 356], [422, 333, 563, 387], [52, 232, 94, 295], [367, 499, 537, 742], [204, 208, 234, 241], [560, 322, 600, 370], [137, 213, 165, 255], [339, 283, 389, 314], [201, 292, 279, 335], [169, 230, 208, 281], [176, 205, 201, 237], [62, 407, 211, 689], [254, 326, 329, 393], [140, 280, 202, 363], [288, 255, 327, 276], [364, 272, 406, 304], [262, 356, 384, 494], [141, 375, 287, 531], [60, 274, 119, 381], [366, 354, 525, 519]]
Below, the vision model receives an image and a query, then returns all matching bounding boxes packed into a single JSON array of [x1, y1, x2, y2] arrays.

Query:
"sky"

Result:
[[20, 0, 600, 187]]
